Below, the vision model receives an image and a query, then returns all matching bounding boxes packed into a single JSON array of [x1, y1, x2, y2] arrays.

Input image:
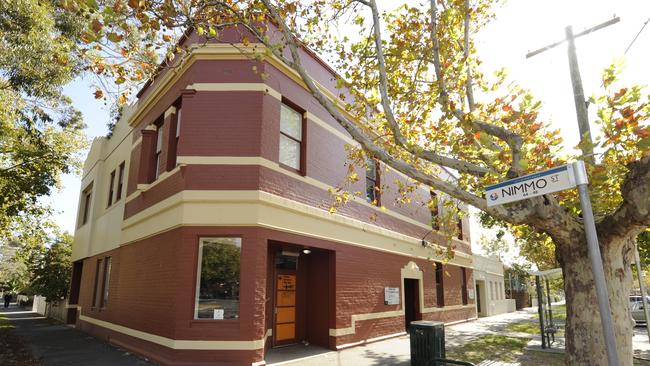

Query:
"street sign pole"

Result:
[[572, 161, 620, 365], [485, 161, 619, 364]]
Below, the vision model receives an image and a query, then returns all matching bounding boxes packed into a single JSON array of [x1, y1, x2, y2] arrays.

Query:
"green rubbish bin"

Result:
[[410, 320, 445, 366]]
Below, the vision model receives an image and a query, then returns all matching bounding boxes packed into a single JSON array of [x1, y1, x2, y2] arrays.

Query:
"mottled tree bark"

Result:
[[558, 235, 636, 365]]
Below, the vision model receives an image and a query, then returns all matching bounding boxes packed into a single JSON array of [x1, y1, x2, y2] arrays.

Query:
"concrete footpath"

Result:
[[1, 305, 153, 366], [4, 304, 650, 365]]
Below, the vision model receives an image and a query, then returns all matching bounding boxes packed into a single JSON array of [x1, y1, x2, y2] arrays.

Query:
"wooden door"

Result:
[[275, 271, 297, 345]]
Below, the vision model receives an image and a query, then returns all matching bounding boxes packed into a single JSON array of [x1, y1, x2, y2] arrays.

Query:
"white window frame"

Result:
[[194, 237, 242, 320], [154, 125, 163, 179]]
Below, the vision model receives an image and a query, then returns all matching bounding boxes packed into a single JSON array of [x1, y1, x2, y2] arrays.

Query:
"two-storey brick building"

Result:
[[70, 30, 476, 366]]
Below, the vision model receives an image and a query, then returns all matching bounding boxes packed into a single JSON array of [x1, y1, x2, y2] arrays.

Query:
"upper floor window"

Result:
[[92, 258, 102, 308], [435, 262, 444, 307], [107, 169, 116, 207], [430, 191, 439, 230], [176, 108, 182, 140], [461, 267, 468, 305], [457, 217, 464, 241], [115, 162, 125, 202], [101, 257, 112, 307], [366, 158, 380, 205], [154, 123, 163, 180], [81, 184, 93, 226], [279, 103, 303, 172], [195, 237, 242, 320]]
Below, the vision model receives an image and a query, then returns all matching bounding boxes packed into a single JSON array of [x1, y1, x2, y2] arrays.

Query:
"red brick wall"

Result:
[[77, 226, 474, 365], [119, 56, 475, 254]]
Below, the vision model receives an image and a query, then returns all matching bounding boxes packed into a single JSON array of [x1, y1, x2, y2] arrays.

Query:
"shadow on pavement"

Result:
[[1, 304, 153, 366]]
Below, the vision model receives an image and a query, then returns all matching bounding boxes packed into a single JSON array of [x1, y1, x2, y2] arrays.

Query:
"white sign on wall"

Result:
[[384, 287, 400, 305], [485, 165, 576, 206], [468, 288, 475, 300], [213, 309, 224, 320]]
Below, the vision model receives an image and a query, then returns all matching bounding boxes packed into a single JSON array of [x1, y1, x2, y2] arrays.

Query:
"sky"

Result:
[[45, 1, 650, 265]]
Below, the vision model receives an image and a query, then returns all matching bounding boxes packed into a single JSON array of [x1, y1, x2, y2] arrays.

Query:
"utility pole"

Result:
[[526, 17, 620, 366], [526, 17, 619, 166]]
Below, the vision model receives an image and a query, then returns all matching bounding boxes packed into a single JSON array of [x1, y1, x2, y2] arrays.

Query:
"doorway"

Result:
[[274, 254, 299, 346], [404, 278, 421, 331]]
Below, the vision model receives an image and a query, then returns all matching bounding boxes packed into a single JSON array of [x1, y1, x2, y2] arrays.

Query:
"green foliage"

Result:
[[29, 232, 73, 302], [0, 0, 88, 233]]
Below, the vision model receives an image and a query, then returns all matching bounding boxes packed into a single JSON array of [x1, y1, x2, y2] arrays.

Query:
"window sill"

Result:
[[278, 162, 305, 177], [136, 164, 186, 194], [189, 319, 239, 326]]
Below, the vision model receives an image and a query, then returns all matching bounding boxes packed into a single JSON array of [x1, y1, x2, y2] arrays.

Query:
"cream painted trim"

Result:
[[187, 83, 282, 100], [329, 261, 474, 337], [128, 44, 355, 129], [173, 156, 431, 231], [421, 304, 476, 314], [401, 261, 425, 316], [120, 190, 473, 265], [305, 112, 358, 147], [136, 165, 185, 194], [131, 136, 142, 150], [125, 191, 141, 203], [144, 124, 157, 131], [79, 315, 265, 350], [164, 106, 177, 119], [328, 310, 403, 337], [328, 304, 476, 337]]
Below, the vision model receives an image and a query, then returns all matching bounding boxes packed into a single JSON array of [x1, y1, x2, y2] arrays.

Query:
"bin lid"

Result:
[[410, 320, 444, 327]]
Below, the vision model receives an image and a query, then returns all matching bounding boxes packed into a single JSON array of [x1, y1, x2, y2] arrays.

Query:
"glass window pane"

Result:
[[195, 238, 241, 320], [156, 126, 163, 152], [366, 159, 376, 178], [366, 178, 376, 202], [280, 104, 302, 140], [176, 109, 182, 138], [102, 257, 112, 306], [279, 135, 301, 170]]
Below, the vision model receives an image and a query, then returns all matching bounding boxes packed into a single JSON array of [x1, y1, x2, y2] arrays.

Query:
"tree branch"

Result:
[[359, 0, 490, 177], [428, 0, 523, 175], [598, 155, 650, 243], [463, 0, 475, 111], [259, 0, 535, 225]]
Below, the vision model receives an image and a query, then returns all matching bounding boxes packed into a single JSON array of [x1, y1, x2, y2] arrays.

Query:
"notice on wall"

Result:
[[384, 287, 400, 305], [468, 288, 475, 300], [213, 309, 224, 320], [277, 275, 297, 291]]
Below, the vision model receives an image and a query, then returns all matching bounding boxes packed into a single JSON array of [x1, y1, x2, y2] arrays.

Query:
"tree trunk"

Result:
[[559, 235, 635, 365]]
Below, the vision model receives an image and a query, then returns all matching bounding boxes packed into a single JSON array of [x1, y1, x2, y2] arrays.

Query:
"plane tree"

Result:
[[69, 0, 650, 364]]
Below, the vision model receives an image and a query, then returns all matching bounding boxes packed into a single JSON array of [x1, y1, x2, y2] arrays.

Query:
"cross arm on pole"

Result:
[[526, 17, 620, 59]]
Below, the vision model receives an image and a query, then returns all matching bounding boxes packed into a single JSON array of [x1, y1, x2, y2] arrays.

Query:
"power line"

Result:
[[624, 16, 650, 55]]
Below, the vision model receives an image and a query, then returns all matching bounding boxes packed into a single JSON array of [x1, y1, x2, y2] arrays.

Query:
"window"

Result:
[[92, 259, 102, 308], [435, 262, 444, 307], [457, 217, 464, 240], [101, 257, 112, 307], [490, 281, 494, 300], [176, 108, 182, 139], [461, 268, 468, 305], [107, 170, 116, 207], [430, 191, 439, 230], [81, 185, 93, 226], [366, 158, 380, 204], [279, 103, 303, 172], [195, 237, 242, 320], [154, 123, 163, 179], [115, 162, 125, 202]]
